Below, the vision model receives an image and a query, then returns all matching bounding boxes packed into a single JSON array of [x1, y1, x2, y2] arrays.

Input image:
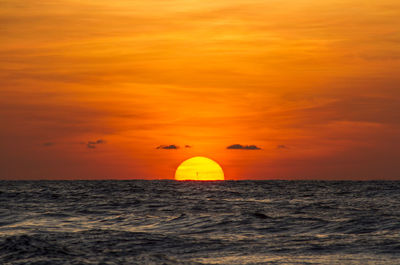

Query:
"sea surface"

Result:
[[0, 180, 400, 265]]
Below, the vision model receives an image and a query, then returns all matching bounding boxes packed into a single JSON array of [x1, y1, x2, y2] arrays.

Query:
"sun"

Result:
[[175, 156, 225, 181]]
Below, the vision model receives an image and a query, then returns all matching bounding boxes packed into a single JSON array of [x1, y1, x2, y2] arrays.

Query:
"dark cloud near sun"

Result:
[[185, 145, 192, 148], [277, 145, 288, 149], [156, 145, 179, 150], [86, 139, 106, 149], [227, 144, 261, 150]]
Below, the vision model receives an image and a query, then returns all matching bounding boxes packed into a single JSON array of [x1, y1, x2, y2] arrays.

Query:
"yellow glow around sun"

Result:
[[175, 157, 225, 181]]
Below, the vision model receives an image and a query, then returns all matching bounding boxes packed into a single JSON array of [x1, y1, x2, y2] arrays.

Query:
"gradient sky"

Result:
[[1, 0, 399, 180]]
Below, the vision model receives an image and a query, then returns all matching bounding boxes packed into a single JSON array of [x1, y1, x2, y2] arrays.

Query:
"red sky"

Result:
[[1, 0, 400, 180]]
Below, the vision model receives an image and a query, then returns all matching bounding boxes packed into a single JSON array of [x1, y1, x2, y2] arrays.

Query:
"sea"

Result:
[[0, 180, 399, 265]]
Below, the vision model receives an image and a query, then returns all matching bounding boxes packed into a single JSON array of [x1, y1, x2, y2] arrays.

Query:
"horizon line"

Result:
[[1, 178, 399, 182]]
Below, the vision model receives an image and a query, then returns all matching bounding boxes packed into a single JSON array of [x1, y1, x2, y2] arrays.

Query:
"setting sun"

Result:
[[175, 157, 225, 181]]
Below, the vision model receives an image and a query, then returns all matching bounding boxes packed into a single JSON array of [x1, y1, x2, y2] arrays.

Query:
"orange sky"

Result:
[[1, 0, 400, 180]]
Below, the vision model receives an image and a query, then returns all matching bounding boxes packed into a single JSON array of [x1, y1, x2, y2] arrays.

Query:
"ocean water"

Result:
[[0, 180, 400, 265]]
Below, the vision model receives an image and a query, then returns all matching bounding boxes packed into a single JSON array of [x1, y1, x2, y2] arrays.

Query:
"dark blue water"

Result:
[[1, 180, 400, 264]]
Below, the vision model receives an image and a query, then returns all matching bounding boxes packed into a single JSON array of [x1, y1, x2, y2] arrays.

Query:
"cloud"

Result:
[[42, 142, 54, 147], [276, 96, 400, 128], [227, 144, 261, 150], [86, 139, 106, 149], [277, 145, 288, 149], [156, 145, 179, 150], [88, 139, 106, 145], [185, 145, 191, 148]]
